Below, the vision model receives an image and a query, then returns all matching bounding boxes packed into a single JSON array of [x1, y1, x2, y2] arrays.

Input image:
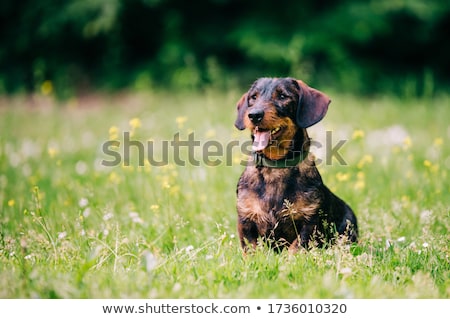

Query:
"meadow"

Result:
[[0, 89, 448, 298]]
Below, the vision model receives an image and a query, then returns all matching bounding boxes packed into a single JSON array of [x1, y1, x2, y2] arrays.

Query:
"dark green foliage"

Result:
[[1, 0, 449, 96]]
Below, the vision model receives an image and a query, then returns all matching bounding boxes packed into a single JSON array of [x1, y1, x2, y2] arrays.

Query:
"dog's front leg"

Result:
[[237, 218, 258, 252], [288, 237, 301, 254], [288, 224, 317, 253]]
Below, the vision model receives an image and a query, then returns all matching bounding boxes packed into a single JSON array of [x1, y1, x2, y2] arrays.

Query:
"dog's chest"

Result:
[[237, 166, 318, 225], [239, 167, 288, 206]]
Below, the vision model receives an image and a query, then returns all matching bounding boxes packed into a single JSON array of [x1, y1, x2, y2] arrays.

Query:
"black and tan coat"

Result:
[[234, 77, 358, 253]]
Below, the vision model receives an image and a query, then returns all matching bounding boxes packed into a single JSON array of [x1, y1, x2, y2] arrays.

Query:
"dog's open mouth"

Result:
[[252, 126, 283, 151]]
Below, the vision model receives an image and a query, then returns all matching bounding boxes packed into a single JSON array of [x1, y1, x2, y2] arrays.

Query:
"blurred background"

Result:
[[1, 0, 449, 98], [1, 0, 449, 299]]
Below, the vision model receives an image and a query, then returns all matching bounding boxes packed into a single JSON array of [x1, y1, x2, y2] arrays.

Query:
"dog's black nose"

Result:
[[248, 110, 264, 124]]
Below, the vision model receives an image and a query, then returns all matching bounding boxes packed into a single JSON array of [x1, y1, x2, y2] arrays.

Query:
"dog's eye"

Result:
[[279, 94, 286, 100], [250, 94, 257, 100]]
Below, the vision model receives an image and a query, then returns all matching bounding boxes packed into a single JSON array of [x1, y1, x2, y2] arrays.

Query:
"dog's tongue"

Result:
[[253, 128, 270, 151]]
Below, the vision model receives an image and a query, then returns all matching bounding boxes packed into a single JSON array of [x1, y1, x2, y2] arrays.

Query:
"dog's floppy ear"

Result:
[[296, 80, 331, 128], [234, 93, 248, 130]]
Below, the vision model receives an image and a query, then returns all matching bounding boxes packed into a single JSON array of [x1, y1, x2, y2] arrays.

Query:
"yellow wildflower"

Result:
[[423, 160, 439, 173], [401, 196, 410, 207], [232, 155, 240, 165], [48, 147, 58, 158], [354, 180, 365, 190], [357, 154, 373, 169], [121, 163, 135, 172], [205, 129, 216, 138], [355, 172, 366, 190], [430, 164, 439, 174], [7, 199, 15, 207], [150, 204, 160, 212], [336, 172, 350, 182], [423, 160, 432, 167], [391, 146, 400, 154], [170, 185, 180, 195], [433, 137, 443, 147], [175, 116, 188, 129], [403, 136, 412, 150], [143, 160, 152, 173], [109, 171, 121, 184], [129, 118, 142, 129], [41, 80, 53, 95], [352, 129, 365, 140], [109, 126, 119, 140]]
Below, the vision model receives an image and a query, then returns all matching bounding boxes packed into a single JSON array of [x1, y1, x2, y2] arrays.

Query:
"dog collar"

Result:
[[252, 151, 308, 168]]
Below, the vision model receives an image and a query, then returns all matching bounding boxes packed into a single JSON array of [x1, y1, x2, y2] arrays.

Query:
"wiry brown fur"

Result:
[[235, 77, 358, 253]]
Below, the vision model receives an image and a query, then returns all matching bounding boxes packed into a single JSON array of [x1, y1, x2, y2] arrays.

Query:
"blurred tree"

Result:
[[0, 0, 449, 97]]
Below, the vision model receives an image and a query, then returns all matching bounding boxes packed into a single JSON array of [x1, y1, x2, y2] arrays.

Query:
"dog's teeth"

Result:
[[271, 127, 281, 134]]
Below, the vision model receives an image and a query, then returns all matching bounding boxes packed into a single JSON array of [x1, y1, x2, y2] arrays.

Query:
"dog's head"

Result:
[[234, 77, 331, 160]]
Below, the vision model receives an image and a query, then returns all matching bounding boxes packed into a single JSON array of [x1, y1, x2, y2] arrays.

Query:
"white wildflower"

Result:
[[79, 197, 89, 208], [83, 207, 91, 218], [75, 161, 88, 175], [339, 267, 353, 275], [129, 211, 144, 224], [172, 283, 182, 293], [420, 210, 432, 223], [185, 245, 194, 252], [58, 231, 67, 240], [103, 212, 113, 221], [142, 250, 158, 272]]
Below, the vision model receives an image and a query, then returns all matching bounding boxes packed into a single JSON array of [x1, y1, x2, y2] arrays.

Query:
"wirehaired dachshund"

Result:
[[234, 77, 358, 253]]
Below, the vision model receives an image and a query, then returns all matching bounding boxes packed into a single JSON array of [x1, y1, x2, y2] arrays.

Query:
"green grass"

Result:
[[0, 90, 448, 298]]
